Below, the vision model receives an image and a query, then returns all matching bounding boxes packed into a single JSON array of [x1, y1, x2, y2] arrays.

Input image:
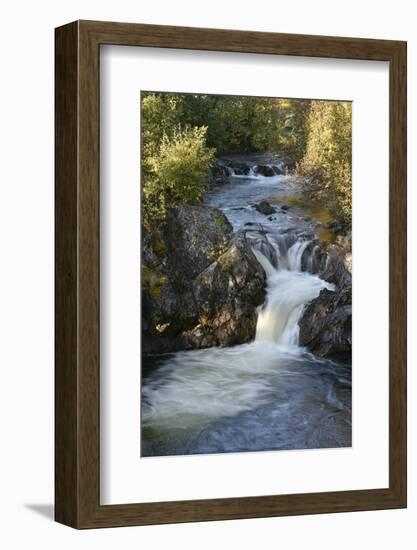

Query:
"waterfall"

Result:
[[253, 249, 276, 277], [254, 241, 334, 347], [287, 240, 310, 271], [224, 162, 283, 179]]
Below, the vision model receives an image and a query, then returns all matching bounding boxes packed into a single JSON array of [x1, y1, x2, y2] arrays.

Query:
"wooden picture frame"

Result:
[[55, 20, 407, 529]]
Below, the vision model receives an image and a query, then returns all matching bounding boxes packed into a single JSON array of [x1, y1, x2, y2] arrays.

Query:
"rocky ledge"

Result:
[[142, 204, 266, 353], [299, 241, 352, 359]]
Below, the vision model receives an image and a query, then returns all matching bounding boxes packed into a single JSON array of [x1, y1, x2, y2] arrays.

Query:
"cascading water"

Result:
[[141, 158, 351, 457], [253, 241, 334, 347], [218, 158, 285, 179]]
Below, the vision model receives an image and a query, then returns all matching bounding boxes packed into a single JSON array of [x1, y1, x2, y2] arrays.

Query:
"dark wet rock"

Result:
[[206, 161, 231, 188], [281, 205, 290, 211], [299, 242, 352, 358], [301, 241, 351, 286], [254, 164, 276, 177], [299, 289, 351, 359], [163, 206, 233, 280], [142, 205, 266, 353], [186, 232, 266, 348], [255, 201, 276, 215]]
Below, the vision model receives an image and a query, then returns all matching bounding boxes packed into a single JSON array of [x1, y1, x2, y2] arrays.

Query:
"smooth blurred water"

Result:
[[141, 167, 351, 457], [142, 344, 351, 456]]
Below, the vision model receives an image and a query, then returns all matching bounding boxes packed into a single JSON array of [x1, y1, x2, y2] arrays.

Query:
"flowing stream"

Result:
[[141, 155, 351, 457]]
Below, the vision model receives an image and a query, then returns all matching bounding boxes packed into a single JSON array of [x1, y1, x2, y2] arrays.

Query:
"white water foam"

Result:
[[254, 243, 335, 347]]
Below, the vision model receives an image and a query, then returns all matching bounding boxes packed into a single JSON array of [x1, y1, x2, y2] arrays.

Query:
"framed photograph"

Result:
[[55, 20, 406, 528]]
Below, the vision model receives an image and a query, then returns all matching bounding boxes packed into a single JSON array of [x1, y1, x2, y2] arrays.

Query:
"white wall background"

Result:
[[0, 0, 415, 547]]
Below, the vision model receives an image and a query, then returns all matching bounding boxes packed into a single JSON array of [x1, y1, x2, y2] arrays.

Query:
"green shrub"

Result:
[[141, 92, 183, 156], [298, 101, 352, 226], [142, 126, 215, 225]]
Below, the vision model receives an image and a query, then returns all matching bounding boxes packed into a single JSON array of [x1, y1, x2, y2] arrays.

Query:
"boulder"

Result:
[[206, 162, 231, 188], [299, 289, 352, 358], [185, 233, 266, 348], [254, 164, 276, 177], [299, 241, 352, 359], [142, 205, 266, 353], [255, 201, 276, 215]]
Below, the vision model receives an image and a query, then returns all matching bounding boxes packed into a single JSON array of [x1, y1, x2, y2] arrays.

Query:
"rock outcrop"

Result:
[[142, 205, 266, 353], [299, 242, 352, 359]]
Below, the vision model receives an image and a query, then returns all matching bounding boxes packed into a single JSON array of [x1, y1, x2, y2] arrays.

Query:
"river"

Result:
[[141, 154, 352, 457]]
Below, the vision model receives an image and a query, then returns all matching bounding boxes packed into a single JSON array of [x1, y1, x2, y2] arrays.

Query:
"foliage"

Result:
[[141, 92, 184, 155], [142, 124, 214, 224], [183, 95, 310, 158], [275, 99, 310, 161], [297, 101, 352, 225], [141, 91, 310, 158]]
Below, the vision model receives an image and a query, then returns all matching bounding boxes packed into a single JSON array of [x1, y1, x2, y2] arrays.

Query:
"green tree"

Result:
[[275, 99, 310, 161]]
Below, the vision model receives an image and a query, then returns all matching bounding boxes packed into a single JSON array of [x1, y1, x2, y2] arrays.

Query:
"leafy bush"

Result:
[[142, 126, 215, 225], [141, 93, 183, 155], [298, 101, 352, 225]]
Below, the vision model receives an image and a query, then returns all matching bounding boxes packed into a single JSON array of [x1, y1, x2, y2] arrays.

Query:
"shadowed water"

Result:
[[141, 162, 351, 457]]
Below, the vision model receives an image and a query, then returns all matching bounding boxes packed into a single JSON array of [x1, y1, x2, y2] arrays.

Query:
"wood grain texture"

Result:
[[55, 21, 79, 527], [388, 41, 407, 504], [55, 20, 407, 529]]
